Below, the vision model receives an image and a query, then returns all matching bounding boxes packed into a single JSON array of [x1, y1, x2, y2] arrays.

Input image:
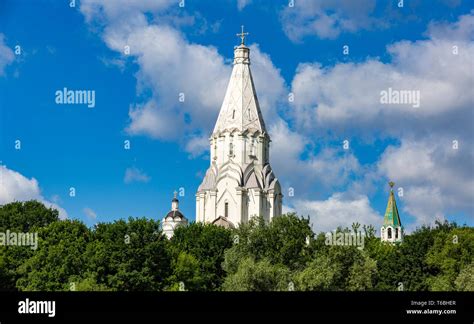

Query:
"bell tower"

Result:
[[381, 182, 403, 243]]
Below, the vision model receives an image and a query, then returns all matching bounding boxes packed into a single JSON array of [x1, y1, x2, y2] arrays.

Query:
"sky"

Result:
[[0, 0, 473, 233]]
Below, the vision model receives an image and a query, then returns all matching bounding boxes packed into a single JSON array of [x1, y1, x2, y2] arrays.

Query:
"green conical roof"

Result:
[[383, 182, 402, 228]]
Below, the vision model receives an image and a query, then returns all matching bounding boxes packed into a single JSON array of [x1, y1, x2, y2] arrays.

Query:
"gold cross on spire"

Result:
[[389, 181, 395, 189], [236, 25, 249, 45]]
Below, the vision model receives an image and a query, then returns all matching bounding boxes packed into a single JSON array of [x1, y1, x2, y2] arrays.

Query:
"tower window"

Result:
[[395, 228, 399, 239], [225, 202, 229, 218], [387, 228, 392, 239], [232, 110, 235, 119]]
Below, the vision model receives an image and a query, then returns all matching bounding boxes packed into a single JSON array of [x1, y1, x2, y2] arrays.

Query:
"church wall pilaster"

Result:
[[195, 194, 201, 222], [199, 192, 206, 223], [268, 192, 275, 221], [209, 190, 217, 221], [253, 189, 263, 220]]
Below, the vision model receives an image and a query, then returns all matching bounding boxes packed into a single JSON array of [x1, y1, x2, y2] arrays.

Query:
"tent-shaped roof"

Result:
[[383, 182, 402, 228]]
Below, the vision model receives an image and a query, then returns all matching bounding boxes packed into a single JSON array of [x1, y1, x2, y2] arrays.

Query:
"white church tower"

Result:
[[196, 26, 283, 229]]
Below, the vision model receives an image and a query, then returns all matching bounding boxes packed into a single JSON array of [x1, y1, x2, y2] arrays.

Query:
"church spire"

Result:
[[381, 181, 403, 243], [384, 182, 401, 227], [212, 27, 266, 135]]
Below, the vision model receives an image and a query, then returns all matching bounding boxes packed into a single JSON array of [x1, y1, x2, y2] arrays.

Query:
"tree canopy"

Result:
[[0, 201, 472, 291]]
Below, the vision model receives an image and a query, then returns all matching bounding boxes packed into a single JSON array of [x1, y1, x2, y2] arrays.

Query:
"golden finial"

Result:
[[389, 181, 395, 189]]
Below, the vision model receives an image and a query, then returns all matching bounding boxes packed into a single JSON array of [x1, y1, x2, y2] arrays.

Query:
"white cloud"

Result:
[[270, 119, 362, 196], [377, 139, 474, 229], [280, 0, 381, 41], [184, 135, 210, 158], [295, 193, 381, 233], [124, 167, 151, 184], [0, 34, 14, 76], [287, 12, 474, 227], [279, 1, 467, 42], [80, 0, 174, 24], [80, 1, 288, 155], [237, 0, 252, 11], [80, 1, 230, 141], [378, 142, 436, 184], [124, 25, 229, 133], [270, 119, 307, 168], [289, 13, 474, 138], [95, 21, 231, 142], [0, 166, 68, 219], [401, 187, 445, 230], [83, 207, 97, 221], [426, 10, 474, 41], [126, 101, 185, 140]]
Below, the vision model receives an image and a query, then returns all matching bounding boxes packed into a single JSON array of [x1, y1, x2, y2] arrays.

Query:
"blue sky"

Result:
[[0, 0, 473, 232]]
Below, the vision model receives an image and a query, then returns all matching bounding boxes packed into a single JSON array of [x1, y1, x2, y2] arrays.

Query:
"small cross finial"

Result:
[[389, 181, 395, 189], [236, 25, 249, 45], [173, 190, 178, 199]]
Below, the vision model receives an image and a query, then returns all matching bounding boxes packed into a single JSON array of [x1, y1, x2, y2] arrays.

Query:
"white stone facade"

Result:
[[380, 225, 403, 243], [196, 42, 282, 228]]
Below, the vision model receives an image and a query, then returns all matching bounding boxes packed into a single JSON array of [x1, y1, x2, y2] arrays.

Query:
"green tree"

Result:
[[347, 252, 378, 291], [0, 200, 59, 232], [169, 222, 232, 290], [426, 226, 474, 291], [86, 217, 171, 291], [454, 262, 474, 291], [167, 252, 203, 291], [311, 227, 370, 290], [16, 220, 90, 291], [368, 240, 399, 291], [222, 257, 291, 291], [293, 254, 340, 291], [69, 273, 112, 291], [224, 214, 313, 273], [395, 225, 440, 291], [0, 201, 60, 290]]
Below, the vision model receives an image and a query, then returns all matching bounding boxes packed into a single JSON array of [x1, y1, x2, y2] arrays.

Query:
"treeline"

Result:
[[0, 201, 472, 291]]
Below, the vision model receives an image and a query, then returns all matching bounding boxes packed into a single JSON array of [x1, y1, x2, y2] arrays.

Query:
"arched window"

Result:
[[224, 202, 229, 218], [395, 228, 399, 239], [387, 228, 392, 239], [229, 142, 233, 156]]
